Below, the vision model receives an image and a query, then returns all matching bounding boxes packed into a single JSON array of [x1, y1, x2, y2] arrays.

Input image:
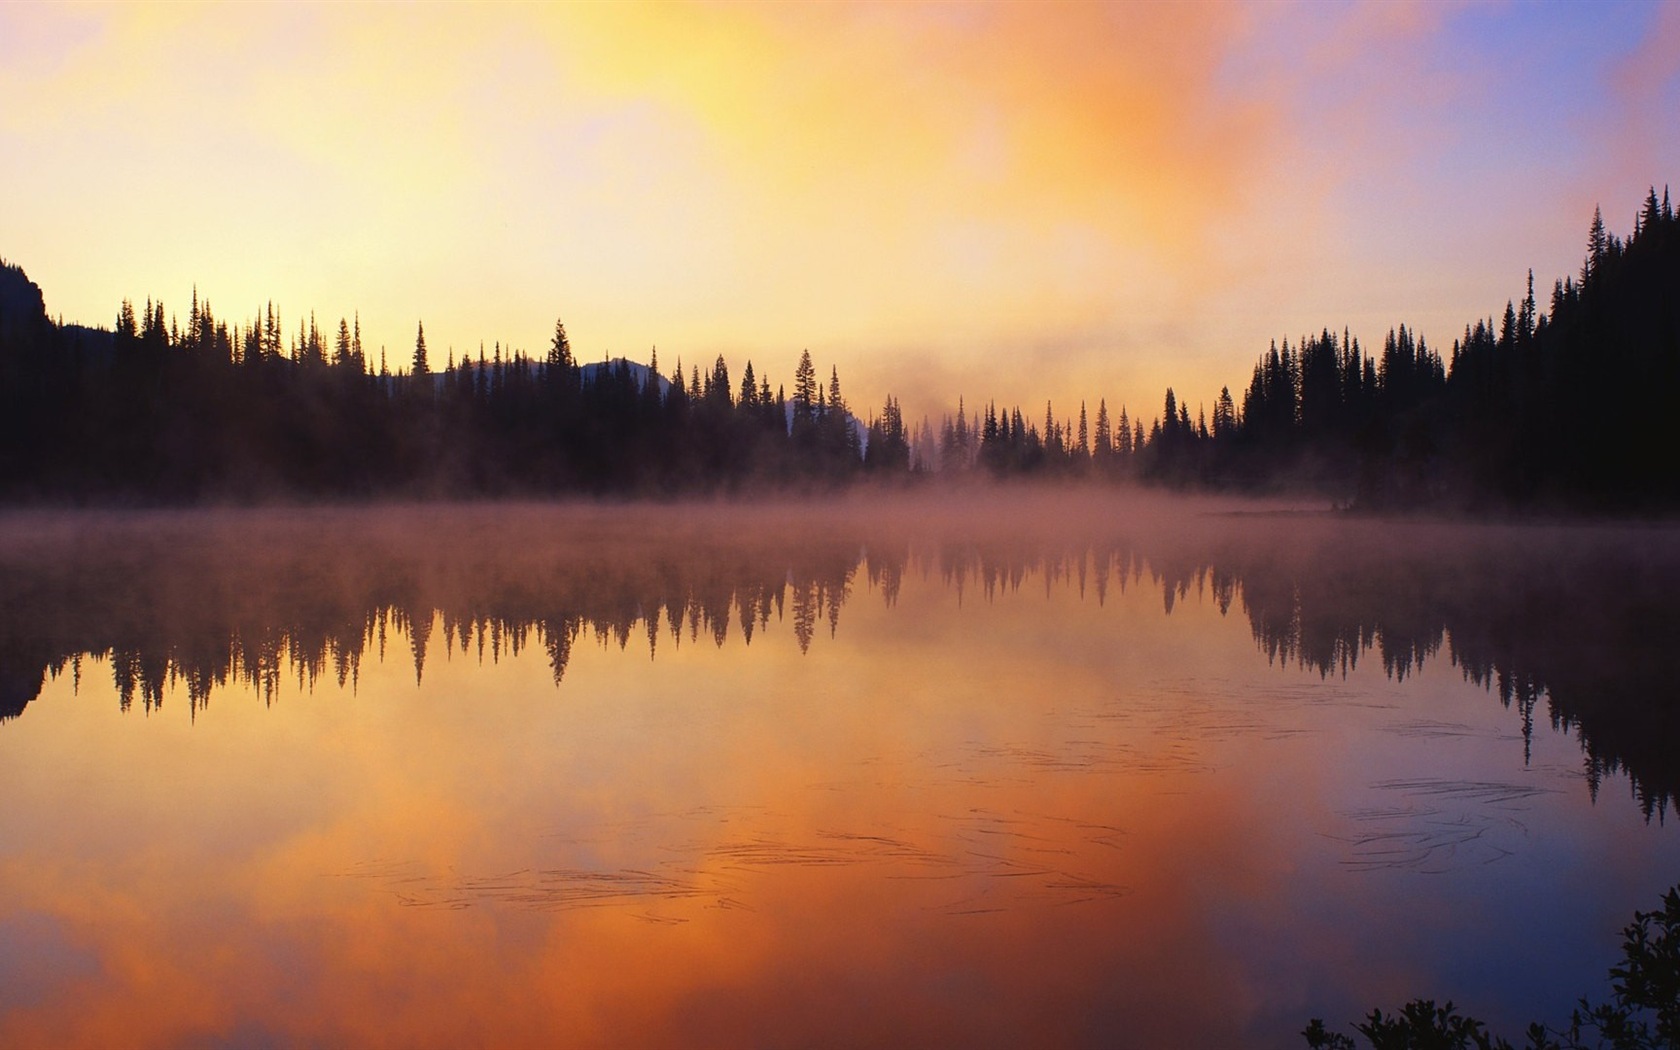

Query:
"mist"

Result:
[[5, 491, 1676, 816]]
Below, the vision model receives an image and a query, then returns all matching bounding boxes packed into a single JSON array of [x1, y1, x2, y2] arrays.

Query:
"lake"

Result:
[[1, 494, 1676, 1048]]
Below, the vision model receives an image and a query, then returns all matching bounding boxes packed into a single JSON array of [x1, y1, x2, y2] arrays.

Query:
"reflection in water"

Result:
[[2, 504, 1676, 817], [1213, 525, 1680, 821], [0, 505, 869, 715], [0, 498, 1677, 1047]]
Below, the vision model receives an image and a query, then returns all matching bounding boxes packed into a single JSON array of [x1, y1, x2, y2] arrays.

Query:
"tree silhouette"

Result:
[[412, 321, 429, 377], [1, 189, 1677, 505]]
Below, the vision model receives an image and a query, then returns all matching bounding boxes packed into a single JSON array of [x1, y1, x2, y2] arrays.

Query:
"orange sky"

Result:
[[2, 1, 1677, 424]]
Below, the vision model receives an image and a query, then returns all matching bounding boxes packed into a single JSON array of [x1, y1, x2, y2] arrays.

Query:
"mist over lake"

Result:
[[1, 493, 1675, 1048]]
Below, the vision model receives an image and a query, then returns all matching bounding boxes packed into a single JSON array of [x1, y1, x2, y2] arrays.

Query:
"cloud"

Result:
[[3, 3, 1286, 407], [4, 2, 1674, 425], [1605, 2, 1680, 196], [549, 3, 1276, 262]]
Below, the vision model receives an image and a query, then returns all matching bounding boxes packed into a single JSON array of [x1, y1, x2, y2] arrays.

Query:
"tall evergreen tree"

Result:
[[412, 321, 429, 376], [793, 349, 817, 420], [1584, 204, 1607, 285], [739, 361, 759, 408], [548, 317, 574, 369]]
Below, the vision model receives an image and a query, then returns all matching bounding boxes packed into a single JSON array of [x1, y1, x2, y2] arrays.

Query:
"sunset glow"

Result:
[[3, 1, 1677, 419], [2, 499, 1679, 1044]]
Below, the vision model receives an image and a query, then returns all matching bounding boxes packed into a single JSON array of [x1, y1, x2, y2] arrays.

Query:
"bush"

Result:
[[1305, 886, 1680, 1049]]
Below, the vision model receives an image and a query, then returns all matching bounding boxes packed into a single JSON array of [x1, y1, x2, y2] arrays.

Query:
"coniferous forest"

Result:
[[1, 189, 1676, 509]]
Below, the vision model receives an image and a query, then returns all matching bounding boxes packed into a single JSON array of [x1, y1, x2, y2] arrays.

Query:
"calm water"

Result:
[[1, 495, 1676, 1048]]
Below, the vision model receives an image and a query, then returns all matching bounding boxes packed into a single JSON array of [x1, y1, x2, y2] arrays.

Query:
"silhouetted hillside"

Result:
[[0, 188, 1674, 507], [0, 260, 48, 343], [1128, 189, 1680, 511]]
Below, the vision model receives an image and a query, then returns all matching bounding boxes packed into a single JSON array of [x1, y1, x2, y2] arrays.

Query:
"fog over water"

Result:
[[0, 492, 1676, 1047]]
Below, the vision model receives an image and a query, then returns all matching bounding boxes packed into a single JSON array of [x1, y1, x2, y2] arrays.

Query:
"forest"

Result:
[[0, 189, 1675, 509]]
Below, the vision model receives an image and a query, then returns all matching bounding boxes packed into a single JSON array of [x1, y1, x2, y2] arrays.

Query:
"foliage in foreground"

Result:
[[1305, 885, 1680, 1049]]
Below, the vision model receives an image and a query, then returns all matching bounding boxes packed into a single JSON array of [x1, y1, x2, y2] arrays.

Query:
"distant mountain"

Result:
[[414, 355, 673, 393], [581, 357, 671, 394], [783, 399, 870, 453]]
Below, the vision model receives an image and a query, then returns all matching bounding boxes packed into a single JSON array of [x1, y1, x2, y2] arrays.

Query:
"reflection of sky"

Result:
[[1207, 650, 1673, 1038], [1, 530, 1676, 1046], [2, 3, 1677, 424]]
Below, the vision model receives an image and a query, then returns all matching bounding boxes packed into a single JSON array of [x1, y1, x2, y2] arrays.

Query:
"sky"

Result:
[[2, 1, 1678, 426]]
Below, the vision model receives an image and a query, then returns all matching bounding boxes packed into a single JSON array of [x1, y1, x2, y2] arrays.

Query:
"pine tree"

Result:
[[1499, 301, 1518, 349], [412, 321, 429, 376], [1583, 204, 1607, 286], [793, 349, 817, 419], [710, 355, 731, 407], [1214, 386, 1235, 439], [1518, 270, 1536, 339], [828, 366, 846, 418], [263, 302, 279, 360], [739, 361, 759, 408], [548, 317, 574, 369]]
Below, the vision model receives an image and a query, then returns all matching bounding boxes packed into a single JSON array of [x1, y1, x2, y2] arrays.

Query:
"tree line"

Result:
[[0, 188, 1674, 507], [1168, 187, 1680, 511], [921, 187, 1680, 511], [0, 273, 908, 498]]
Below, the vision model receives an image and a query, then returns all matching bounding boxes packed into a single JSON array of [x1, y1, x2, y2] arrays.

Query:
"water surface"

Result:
[[1, 496, 1676, 1047]]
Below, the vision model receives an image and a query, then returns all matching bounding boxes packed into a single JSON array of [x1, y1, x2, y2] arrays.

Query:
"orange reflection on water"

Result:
[[1, 504, 1676, 1047]]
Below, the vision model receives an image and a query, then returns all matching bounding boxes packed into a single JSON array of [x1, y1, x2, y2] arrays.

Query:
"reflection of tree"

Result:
[[790, 583, 819, 655], [0, 511, 889, 717], [2, 510, 1676, 818], [1213, 524, 1680, 821]]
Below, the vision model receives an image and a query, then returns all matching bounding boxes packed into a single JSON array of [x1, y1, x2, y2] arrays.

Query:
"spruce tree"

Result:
[[412, 321, 429, 376], [739, 361, 758, 408], [548, 317, 574, 369], [793, 349, 817, 419], [1584, 204, 1607, 286]]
